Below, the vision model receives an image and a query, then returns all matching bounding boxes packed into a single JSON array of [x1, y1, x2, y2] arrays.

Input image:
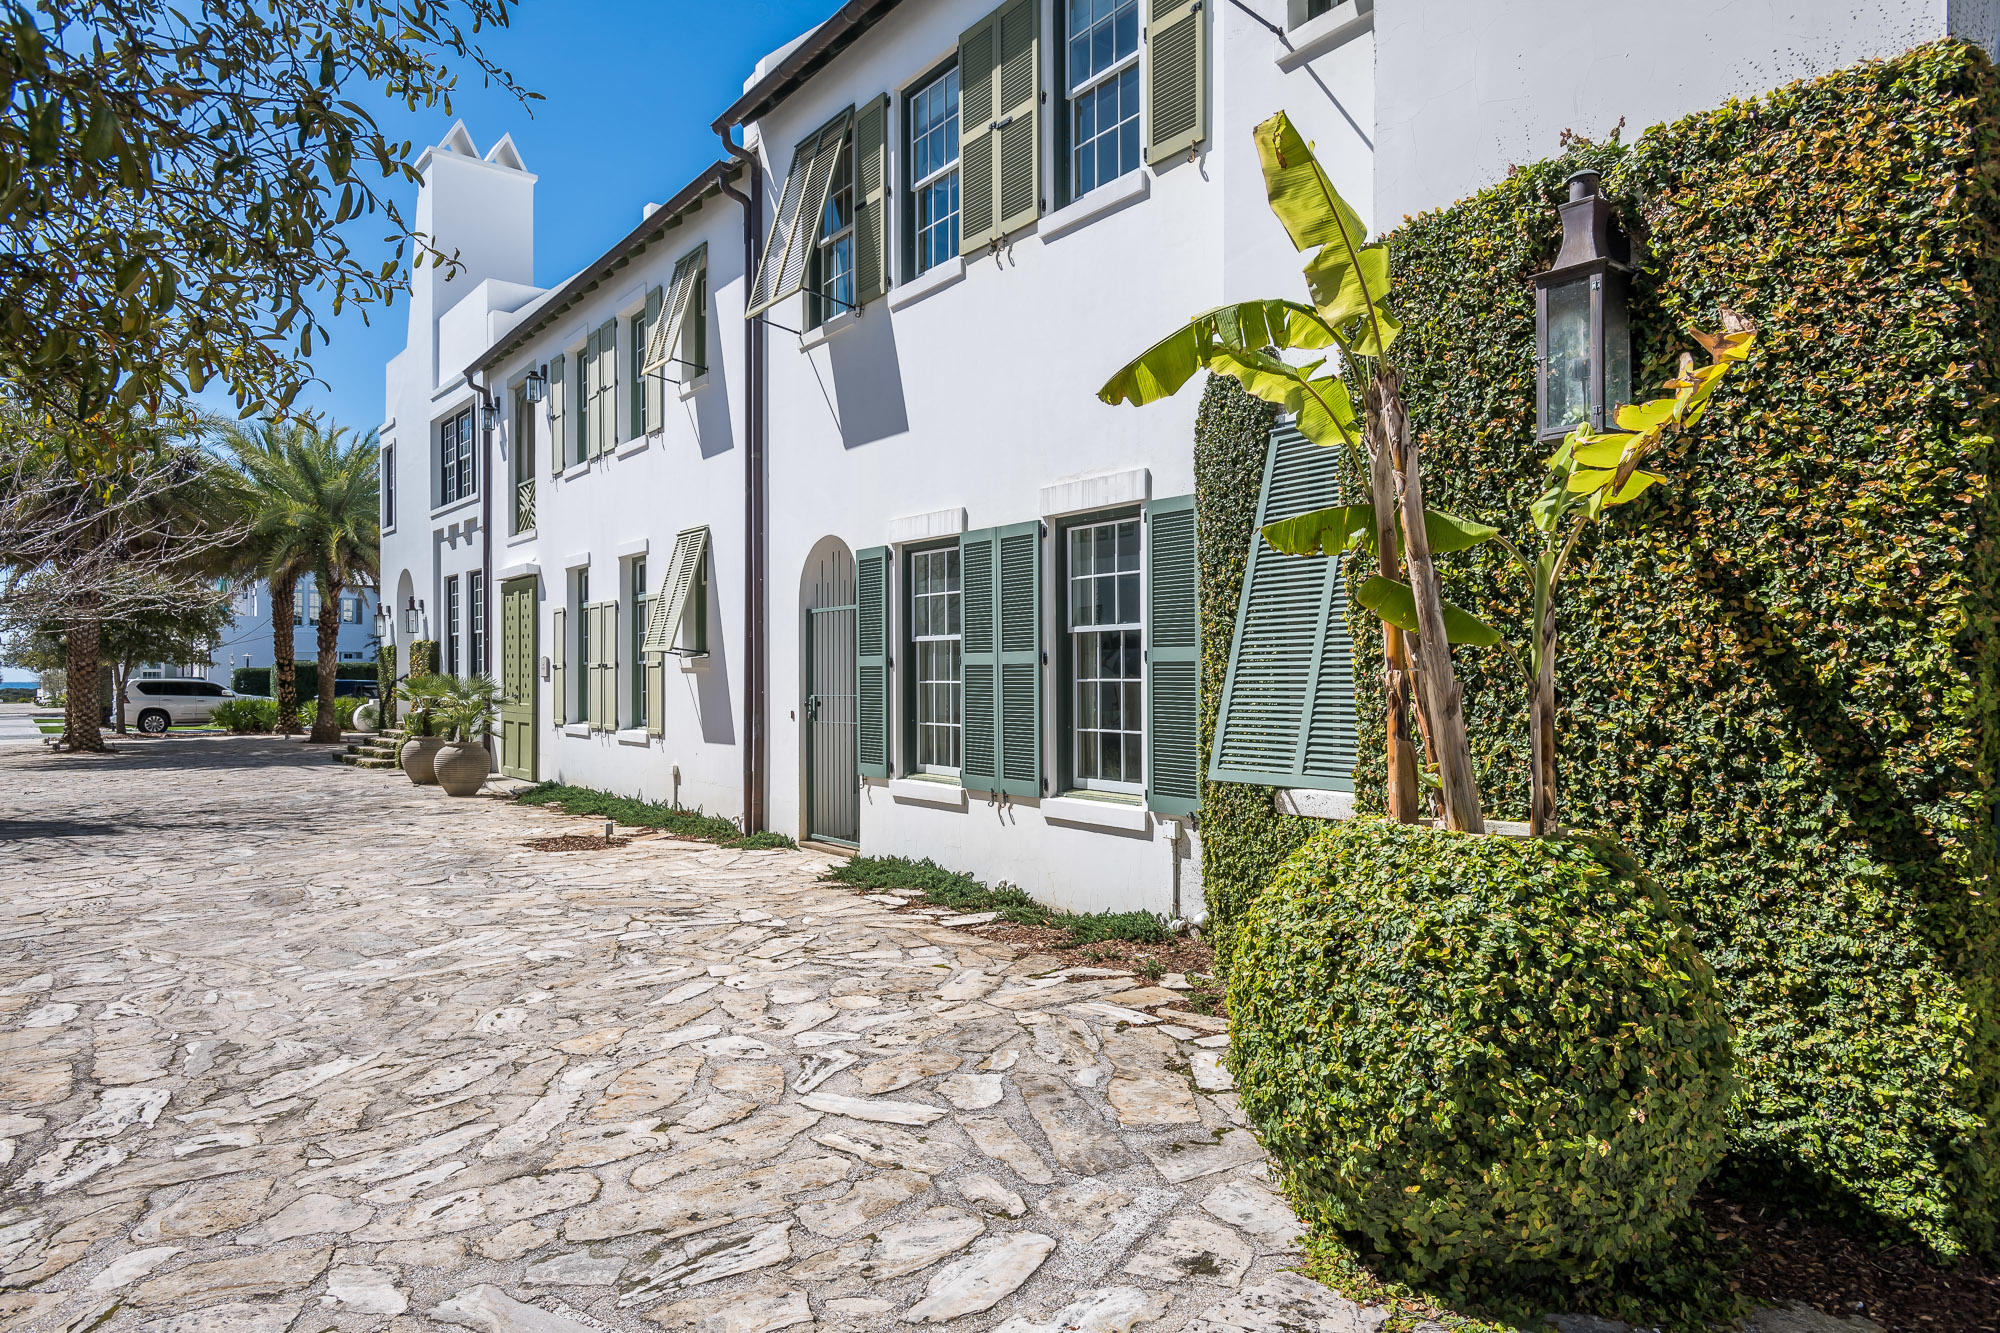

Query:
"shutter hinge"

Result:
[[1041, 778, 1050, 794], [1041, 651, 1048, 666]]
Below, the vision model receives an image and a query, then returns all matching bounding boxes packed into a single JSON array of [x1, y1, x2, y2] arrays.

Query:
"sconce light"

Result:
[[1534, 171, 1632, 441], [522, 366, 548, 404], [404, 597, 421, 637]]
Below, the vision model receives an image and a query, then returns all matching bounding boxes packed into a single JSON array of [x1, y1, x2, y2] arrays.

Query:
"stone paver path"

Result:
[[0, 737, 1362, 1332]]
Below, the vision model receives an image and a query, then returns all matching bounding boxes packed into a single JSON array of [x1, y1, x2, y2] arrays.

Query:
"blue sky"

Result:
[[218, 1, 837, 434]]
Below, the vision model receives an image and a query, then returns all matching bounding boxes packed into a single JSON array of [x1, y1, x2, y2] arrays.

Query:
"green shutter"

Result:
[[747, 109, 856, 317], [1144, 0, 1206, 164], [995, 519, 1043, 798], [993, 0, 1042, 238], [595, 319, 618, 454], [959, 527, 999, 792], [854, 93, 890, 305], [1146, 494, 1200, 816], [601, 600, 619, 730], [641, 286, 664, 434], [957, 11, 999, 253], [645, 247, 707, 378], [1210, 422, 1358, 790], [574, 346, 590, 466], [551, 605, 567, 725], [856, 545, 890, 780], [548, 353, 566, 477]]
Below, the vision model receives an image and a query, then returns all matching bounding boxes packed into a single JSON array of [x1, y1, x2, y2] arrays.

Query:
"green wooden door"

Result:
[[500, 577, 539, 780]]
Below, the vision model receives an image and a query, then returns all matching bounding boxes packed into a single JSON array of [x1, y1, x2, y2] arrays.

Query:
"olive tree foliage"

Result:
[[0, 0, 532, 454]]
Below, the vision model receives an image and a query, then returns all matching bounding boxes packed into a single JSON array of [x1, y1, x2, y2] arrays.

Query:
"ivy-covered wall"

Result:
[[1197, 41, 2000, 1257]]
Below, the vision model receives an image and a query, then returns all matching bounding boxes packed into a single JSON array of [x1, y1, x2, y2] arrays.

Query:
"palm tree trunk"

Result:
[[1528, 614, 1559, 836], [309, 580, 344, 743], [62, 611, 107, 752], [272, 571, 300, 734], [1367, 429, 1424, 822]]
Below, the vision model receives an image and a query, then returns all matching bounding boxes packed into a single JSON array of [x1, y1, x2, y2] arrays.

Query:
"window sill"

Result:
[[1041, 170, 1150, 242], [563, 722, 590, 738], [888, 775, 966, 809], [429, 496, 479, 524], [615, 433, 650, 459], [677, 375, 709, 401], [1277, 0, 1374, 70], [798, 308, 861, 351], [615, 728, 651, 747], [1043, 792, 1150, 833], [562, 461, 590, 481], [887, 256, 965, 311], [506, 527, 537, 547]]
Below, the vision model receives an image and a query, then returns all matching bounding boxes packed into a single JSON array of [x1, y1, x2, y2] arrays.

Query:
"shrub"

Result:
[[516, 783, 795, 849], [210, 698, 278, 733], [407, 639, 439, 677], [1229, 818, 1733, 1303], [826, 856, 1174, 945], [299, 696, 360, 730], [377, 645, 398, 728]]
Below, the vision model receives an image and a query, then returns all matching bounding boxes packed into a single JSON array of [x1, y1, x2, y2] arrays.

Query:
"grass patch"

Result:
[[516, 783, 797, 851], [827, 855, 1174, 948]]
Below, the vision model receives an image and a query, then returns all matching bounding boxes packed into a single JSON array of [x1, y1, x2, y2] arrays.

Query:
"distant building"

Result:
[[139, 578, 381, 684]]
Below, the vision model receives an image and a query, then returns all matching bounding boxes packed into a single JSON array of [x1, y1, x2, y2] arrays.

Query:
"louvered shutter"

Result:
[[551, 606, 567, 725], [583, 602, 601, 727], [995, 519, 1043, 798], [547, 353, 566, 477], [579, 333, 597, 462], [1144, 0, 1206, 164], [1209, 422, 1358, 790], [645, 247, 707, 378], [959, 527, 999, 793], [746, 110, 855, 317], [1145, 495, 1200, 816], [641, 285, 664, 432], [595, 320, 618, 454], [957, 11, 999, 254], [994, 0, 1042, 239], [645, 591, 664, 738], [854, 94, 890, 306], [856, 546, 890, 780], [601, 601, 619, 730]]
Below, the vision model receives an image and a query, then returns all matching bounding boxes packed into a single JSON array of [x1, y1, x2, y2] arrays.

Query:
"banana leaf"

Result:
[[1097, 299, 1336, 406], [1356, 576, 1504, 647], [1254, 111, 1369, 257]]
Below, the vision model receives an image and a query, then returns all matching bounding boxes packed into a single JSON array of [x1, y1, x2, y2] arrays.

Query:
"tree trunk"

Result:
[[272, 571, 300, 734], [1366, 393, 1425, 823], [1528, 616, 1559, 836], [114, 661, 130, 734], [62, 614, 107, 753], [309, 580, 344, 743], [1378, 373, 1485, 834]]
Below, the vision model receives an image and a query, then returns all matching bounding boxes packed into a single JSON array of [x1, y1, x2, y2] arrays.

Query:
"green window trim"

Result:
[[1209, 421, 1358, 791], [1057, 509, 1145, 795]]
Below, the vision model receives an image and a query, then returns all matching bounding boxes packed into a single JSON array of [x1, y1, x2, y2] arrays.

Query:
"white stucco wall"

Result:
[[1374, 0, 1989, 224]]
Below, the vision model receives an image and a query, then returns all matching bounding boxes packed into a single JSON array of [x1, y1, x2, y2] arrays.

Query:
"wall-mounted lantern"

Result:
[[522, 366, 548, 404], [1535, 170, 1632, 441], [403, 596, 422, 637], [480, 397, 500, 433], [374, 605, 392, 644]]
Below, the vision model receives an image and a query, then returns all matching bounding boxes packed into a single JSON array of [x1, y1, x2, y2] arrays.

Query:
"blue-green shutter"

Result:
[[1209, 422, 1358, 791], [996, 520, 1043, 798], [959, 528, 999, 793], [1146, 494, 1200, 816], [856, 546, 890, 780]]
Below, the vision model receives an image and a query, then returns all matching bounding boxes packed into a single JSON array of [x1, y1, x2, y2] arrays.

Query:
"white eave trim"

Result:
[[889, 508, 968, 545], [1041, 468, 1150, 518], [1276, 0, 1374, 70]]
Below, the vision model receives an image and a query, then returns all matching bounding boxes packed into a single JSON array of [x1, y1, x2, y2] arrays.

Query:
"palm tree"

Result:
[[216, 416, 380, 742]]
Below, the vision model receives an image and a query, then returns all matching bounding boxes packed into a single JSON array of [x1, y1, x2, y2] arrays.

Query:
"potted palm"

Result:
[[395, 673, 450, 784], [434, 676, 498, 797]]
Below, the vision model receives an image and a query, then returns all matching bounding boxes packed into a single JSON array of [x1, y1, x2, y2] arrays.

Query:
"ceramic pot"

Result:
[[434, 740, 491, 797], [354, 702, 380, 733], [401, 734, 444, 784]]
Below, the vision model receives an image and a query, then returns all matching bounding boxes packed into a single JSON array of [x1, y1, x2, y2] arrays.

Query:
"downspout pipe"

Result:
[[466, 367, 497, 688], [717, 126, 767, 835]]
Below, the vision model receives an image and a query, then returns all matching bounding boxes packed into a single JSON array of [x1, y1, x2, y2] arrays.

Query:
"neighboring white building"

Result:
[[378, 0, 1991, 917]]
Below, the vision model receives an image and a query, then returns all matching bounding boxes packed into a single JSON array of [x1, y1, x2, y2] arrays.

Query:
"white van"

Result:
[[123, 679, 257, 733]]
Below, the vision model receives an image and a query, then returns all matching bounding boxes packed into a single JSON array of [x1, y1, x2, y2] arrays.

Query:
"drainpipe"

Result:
[[466, 368, 496, 683], [717, 127, 767, 834]]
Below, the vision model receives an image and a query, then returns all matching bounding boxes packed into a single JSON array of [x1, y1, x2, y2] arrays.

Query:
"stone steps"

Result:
[[339, 730, 406, 770]]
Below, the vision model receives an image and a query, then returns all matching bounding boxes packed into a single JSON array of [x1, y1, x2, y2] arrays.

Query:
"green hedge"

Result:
[[408, 639, 439, 678], [1199, 42, 2000, 1256], [232, 664, 375, 699], [377, 645, 398, 728]]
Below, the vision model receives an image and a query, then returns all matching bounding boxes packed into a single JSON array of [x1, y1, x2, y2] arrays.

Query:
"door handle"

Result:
[[806, 695, 820, 720]]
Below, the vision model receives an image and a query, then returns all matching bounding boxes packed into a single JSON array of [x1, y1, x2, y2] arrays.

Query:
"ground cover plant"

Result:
[[516, 783, 795, 851], [825, 855, 1173, 949]]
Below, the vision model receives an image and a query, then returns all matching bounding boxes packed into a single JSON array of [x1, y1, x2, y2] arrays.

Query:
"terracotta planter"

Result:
[[434, 740, 491, 797], [401, 735, 444, 784]]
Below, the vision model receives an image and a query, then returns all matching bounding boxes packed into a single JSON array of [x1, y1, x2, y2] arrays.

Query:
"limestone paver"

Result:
[[0, 735, 1353, 1330]]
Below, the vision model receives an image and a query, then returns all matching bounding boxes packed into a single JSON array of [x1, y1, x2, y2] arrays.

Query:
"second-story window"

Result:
[[439, 408, 475, 505], [909, 67, 960, 276], [1066, 0, 1141, 199], [812, 135, 855, 327], [382, 444, 396, 529]]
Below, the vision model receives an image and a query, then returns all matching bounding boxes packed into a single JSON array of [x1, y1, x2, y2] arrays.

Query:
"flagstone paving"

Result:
[[0, 736, 1367, 1332]]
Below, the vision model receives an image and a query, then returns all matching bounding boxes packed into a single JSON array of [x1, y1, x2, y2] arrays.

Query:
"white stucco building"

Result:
[[378, 0, 1994, 916]]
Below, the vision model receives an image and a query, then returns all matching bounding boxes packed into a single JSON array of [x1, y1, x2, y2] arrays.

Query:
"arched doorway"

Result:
[[801, 539, 857, 845]]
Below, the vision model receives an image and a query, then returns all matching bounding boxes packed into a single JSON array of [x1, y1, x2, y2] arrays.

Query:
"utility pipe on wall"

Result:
[[716, 128, 768, 834]]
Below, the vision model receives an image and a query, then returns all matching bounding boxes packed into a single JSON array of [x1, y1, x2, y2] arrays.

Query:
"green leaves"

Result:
[[1255, 111, 1368, 256], [1098, 299, 1335, 407], [1357, 575, 1504, 647], [1263, 503, 1375, 556]]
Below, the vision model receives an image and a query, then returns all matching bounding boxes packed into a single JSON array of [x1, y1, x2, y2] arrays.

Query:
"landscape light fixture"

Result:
[[1534, 170, 1633, 441]]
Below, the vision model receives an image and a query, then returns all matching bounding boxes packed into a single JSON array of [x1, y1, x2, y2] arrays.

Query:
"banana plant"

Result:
[[1100, 111, 1488, 832]]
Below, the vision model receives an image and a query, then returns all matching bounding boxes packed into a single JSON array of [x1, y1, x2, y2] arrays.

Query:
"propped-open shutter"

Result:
[[995, 519, 1043, 798], [552, 606, 567, 725], [853, 94, 890, 306], [1210, 421, 1357, 790], [641, 285, 664, 430], [957, 11, 999, 253], [1146, 494, 1200, 816], [856, 545, 890, 780], [746, 110, 855, 317], [993, 0, 1042, 238], [644, 247, 707, 378], [595, 320, 618, 454], [642, 528, 710, 657], [1145, 0, 1206, 164], [548, 353, 566, 477], [959, 527, 999, 792]]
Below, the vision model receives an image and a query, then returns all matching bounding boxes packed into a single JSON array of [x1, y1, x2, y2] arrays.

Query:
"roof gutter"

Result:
[[716, 125, 767, 836], [709, 0, 906, 135]]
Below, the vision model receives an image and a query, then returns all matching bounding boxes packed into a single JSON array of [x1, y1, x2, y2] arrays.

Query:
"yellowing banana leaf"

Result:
[[1602, 469, 1666, 504], [1098, 300, 1336, 406], [1254, 111, 1369, 257], [1304, 243, 1390, 327], [1357, 576, 1504, 647], [1296, 375, 1361, 447], [1571, 432, 1639, 467], [1614, 398, 1676, 433], [1263, 504, 1375, 556], [1693, 327, 1757, 364], [1566, 466, 1617, 495]]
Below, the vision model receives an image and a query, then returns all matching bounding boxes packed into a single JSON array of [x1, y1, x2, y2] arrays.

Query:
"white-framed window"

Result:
[[382, 444, 396, 530], [439, 407, 476, 505], [1291, 0, 1338, 25], [574, 568, 591, 722], [909, 545, 962, 774], [1065, 0, 1142, 199], [810, 133, 856, 328], [444, 575, 461, 678], [1066, 515, 1143, 791], [469, 572, 486, 677], [629, 556, 649, 730], [909, 66, 961, 276]]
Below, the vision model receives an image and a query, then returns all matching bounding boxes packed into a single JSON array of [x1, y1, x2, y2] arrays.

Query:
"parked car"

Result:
[[334, 678, 380, 700], [121, 678, 263, 734]]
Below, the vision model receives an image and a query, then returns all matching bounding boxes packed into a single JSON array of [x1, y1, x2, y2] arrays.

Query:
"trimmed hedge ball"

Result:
[[1228, 817, 1733, 1293]]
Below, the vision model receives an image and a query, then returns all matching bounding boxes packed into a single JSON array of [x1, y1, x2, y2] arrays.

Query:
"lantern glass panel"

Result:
[[1544, 276, 1592, 434], [1603, 276, 1632, 422]]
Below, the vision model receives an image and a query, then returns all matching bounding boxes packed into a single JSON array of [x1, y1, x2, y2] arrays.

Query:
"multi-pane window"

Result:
[[383, 445, 396, 529], [444, 575, 461, 678], [812, 135, 856, 327], [1068, 517, 1143, 789], [440, 408, 475, 505], [629, 310, 652, 438], [574, 354, 590, 466], [1067, 0, 1141, 198], [512, 385, 536, 533], [910, 67, 961, 276], [630, 557, 649, 731], [469, 572, 486, 677], [910, 547, 962, 773]]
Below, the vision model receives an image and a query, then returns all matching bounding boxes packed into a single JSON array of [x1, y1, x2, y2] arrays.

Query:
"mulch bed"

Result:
[[1700, 1195, 2000, 1331], [524, 834, 631, 852]]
